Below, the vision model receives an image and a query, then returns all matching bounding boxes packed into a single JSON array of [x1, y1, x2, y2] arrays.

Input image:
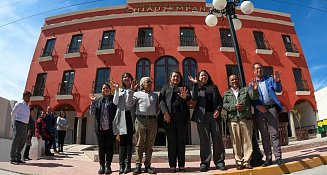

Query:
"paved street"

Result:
[[290, 165, 327, 175]]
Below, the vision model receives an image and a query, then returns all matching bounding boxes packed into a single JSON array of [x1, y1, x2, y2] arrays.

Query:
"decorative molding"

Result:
[[128, 0, 205, 3], [296, 91, 311, 96], [220, 47, 235, 52], [96, 49, 115, 55], [178, 46, 200, 52], [38, 56, 53, 62], [55, 95, 74, 100], [133, 47, 155, 52], [286, 52, 300, 57], [30, 96, 45, 101], [64, 52, 81, 59], [256, 49, 273, 55]]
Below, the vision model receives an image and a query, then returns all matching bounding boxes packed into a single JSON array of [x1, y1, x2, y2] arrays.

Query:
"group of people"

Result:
[[9, 61, 283, 174], [88, 61, 284, 174], [10, 93, 69, 165]]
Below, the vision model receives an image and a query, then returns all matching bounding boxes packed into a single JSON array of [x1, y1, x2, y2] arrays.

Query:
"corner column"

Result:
[[76, 117, 83, 144], [288, 111, 296, 137]]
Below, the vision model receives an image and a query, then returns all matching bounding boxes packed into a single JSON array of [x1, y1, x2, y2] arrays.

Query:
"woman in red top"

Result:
[[35, 111, 54, 156]]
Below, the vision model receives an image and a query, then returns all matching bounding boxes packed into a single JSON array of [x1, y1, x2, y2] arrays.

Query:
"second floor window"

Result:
[[253, 31, 267, 49], [220, 29, 233, 47], [136, 28, 153, 47], [68, 34, 83, 53], [282, 35, 298, 53], [100, 31, 115, 50], [136, 59, 150, 83], [42, 38, 56, 57], [60, 71, 75, 95], [33, 73, 47, 96], [94, 68, 110, 94], [293, 68, 308, 91], [180, 28, 196, 46]]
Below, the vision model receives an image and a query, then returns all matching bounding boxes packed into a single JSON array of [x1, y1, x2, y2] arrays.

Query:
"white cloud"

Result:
[[309, 64, 327, 73]]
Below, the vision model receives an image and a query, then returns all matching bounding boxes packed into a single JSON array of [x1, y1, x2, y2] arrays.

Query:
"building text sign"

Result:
[[127, 3, 208, 13]]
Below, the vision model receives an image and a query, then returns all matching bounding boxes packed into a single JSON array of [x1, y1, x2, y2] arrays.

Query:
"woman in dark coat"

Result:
[[159, 71, 191, 173], [188, 70, 226, 172], [89, 83, 117, 174]]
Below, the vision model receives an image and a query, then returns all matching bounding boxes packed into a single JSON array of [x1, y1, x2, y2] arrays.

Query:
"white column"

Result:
[[288, 112, 296, 137], [76, 117, 83, 144], [315, 110, 322, 138]]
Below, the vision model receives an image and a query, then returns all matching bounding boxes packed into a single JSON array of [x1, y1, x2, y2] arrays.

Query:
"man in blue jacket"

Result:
[[249, 62, 284, 166]]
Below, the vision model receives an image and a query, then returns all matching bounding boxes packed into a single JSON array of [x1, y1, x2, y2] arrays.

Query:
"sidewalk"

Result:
[[0, 137, 327, 175]]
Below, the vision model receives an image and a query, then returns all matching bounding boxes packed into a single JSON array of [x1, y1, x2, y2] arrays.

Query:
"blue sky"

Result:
[[0, 0, 326, 101]]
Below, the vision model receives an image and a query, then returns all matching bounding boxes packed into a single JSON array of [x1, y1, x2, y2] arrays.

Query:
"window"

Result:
[[253, 31, 267, 49], [60, 71, 75, 95], [183, 58, 197, 88], [136, 59, 150, 82], [180, 28, 196, 46], [136, 28, 153, 47], [293, 68, 308, 91], [42, 38, 56, 57], [282, 35, 297, 53], [33, 73, 47, 96], [263, 66, 273, 77], [155, 56, 178, 91], [100, 31, 115, 50], [68, 34, 83, 53], [220, 29, 233, 47], [94, 68, 110, 93]]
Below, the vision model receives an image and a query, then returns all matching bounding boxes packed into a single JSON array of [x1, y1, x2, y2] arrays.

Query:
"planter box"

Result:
[[222, 135, 233, 149], [295, 128, 309, 141]]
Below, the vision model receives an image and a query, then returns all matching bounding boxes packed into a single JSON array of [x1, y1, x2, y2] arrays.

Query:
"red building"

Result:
[[25, 0, 317, 145]]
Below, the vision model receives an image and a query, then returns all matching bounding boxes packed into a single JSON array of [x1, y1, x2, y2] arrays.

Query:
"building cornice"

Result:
[[42, 11, 294, 30], [128, 0, 205, 3]]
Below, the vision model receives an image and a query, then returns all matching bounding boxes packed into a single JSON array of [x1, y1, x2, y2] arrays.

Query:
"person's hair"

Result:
[[169, 70, 184, 87], [102, 83, 111, 90], [23, 91, 31, 97], [121, 72, 134, 89], [228, 74, 239, 82], [60, 110, 67, 118], [252, 62, 263, 69], [139, 77, 153, 90], [197, 70, 214, 86]]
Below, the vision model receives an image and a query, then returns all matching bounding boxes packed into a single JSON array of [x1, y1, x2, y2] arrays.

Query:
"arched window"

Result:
[[155, 56, 178, 91], [183, 58, 197, 89], [136, 58, 150, 82]]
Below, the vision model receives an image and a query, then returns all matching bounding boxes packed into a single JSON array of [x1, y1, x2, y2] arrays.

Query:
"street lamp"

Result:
[[205, 0, 254, 87]]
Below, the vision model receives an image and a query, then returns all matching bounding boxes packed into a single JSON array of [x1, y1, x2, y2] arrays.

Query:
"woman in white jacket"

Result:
[[56, 110, 68, 153]]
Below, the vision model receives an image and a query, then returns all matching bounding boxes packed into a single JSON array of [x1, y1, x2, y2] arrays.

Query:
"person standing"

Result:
[[10, 91, 31, 165], [35, 111, 54, 156], [126, 77, 158, 175], [159, 71, 191, 173], [45, 106, 57, 153], [249, 62, 284, 166], [23, 111, 35, 161], [112, 72, 137, 174], [89, 83, 117, 174], [188, 70, 226, 172], [56, 110, 69, 153], [223, 74, 259, 170]]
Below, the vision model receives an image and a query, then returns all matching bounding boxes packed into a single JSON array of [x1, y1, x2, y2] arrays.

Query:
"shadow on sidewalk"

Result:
[[24, 162, 73, 168]]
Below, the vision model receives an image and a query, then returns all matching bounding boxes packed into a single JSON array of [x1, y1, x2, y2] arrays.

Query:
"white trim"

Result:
[[286, 52, 300, 57], [96, 49, 115, 55], [220, 47, 235, 52], [42, 11, 294, 30], [133, 47, 155, 52], [45, 5, 126, 21], [30, 96, 45, 101], [276, 92, 282, 96], [256, 49, 273, 55], [38, 56, 53, 62], [128, 0, 205, 3], [64, 52, 81, 59], [178, 46, 200, 52], [55, 95, 74, 100], [296, 91, 311, 96]]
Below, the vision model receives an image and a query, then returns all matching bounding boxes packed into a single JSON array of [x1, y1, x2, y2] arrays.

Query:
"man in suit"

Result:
[[249, 62, 284, 166]]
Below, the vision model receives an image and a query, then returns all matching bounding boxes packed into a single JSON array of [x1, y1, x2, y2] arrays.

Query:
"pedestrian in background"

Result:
[[56, 110, 69, 153]]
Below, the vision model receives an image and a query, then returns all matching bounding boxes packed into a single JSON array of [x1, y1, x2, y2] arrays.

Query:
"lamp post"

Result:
[[205, 0, 254, 87]]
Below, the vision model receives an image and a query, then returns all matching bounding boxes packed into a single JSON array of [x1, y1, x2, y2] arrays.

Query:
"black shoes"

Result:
[[10, 160, 19, 165], [98, 165, 105, 174], [17, 160, 26, 164], [133, 166, 142, 175], [262, 159, 273, 167], [119, 164, 125, 174], [276, 159, 284, 166], [216, 164, 227, 171], [169, 167, 176, 173], [144, 166, 155, 174], [124, 163, 131, 174], [105, 165, 112, 174], [200, 165, 209, 172], [179, 167, 186, 173], [24, 157, 32, 161]]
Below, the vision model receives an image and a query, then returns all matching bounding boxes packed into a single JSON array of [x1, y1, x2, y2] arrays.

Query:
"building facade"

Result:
[[25, 0, 317, 145]]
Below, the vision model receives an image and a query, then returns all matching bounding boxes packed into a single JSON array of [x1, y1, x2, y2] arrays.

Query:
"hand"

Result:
[[256, 105, 267, 113], [89, 93, 96, 101], [273, 69, 281, 82], [188, 75, 198, 84], [252, 78, 258, 91], [235, 103, 244, 111], [213, 110, 220, 119], [178, 87, 188, 99], [111, 80, 120, 91], [131, 80, 138, 91], [164, 112, 171, 123]]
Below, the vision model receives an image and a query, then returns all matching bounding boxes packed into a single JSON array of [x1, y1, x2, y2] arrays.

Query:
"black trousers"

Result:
[[96, 129, 115, 166], [164, 112, 188, 168], [58, 130, 66, 151], [120, 111, 133, 146]]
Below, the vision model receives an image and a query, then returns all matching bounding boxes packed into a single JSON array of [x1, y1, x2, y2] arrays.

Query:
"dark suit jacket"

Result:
[[191, 84, 222, 123], [159, 84, 191, 121]]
